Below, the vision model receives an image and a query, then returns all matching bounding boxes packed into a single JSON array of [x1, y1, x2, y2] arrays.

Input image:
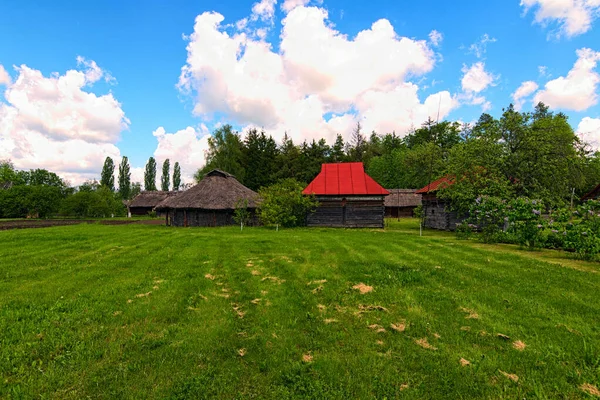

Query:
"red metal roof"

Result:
[[303, 162, 389, 196], [415, 175, 455, 194]]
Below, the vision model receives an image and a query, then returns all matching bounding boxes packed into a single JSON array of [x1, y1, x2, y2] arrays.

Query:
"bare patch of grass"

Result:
[[352, 283, 373, 294], [415, 338, 437, 350], [251, 270, 261, 276], [317, 304, 326, 312], [460, 307, 480, 319], [390, 322, 406, 332], [324, 318, 337, 324], [497, 333, 511, 340], [238, 348, 246, 357], [250, 298, 261, 305], [307, 279, 327, 286], [499, 370, 519, 383], [368, 324, 386, 333], [204, 274, 216, 280], [302, 353, 313, 363], [135, 292, 151, 298], [231, 304, 245, 319], [512, 340, 526, 351], [459, 358, 471, 367], [580, 383, 600, 397]]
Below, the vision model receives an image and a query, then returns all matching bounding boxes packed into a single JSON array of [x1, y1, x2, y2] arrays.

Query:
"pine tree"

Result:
[[161, 159, 170, 191], [330, 134, 346, 162], [118, 156, 131, 199], [172, 162, 181, 191], [144, 157, 157, 191], [100, 157, 115, 191]]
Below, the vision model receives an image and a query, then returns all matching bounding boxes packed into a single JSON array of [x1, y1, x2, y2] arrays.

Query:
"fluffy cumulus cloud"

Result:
[[458, 62, 497, 111], [521, 0, 600, 38], [468, 34, 496, 58], [428, 30, 443, 47], [0, 65, 11, 86], [251, 0, 277, 21], [282, 0, 311, 13], [534, 48, 600, 111], [512, 81, 539, 110], [151, 125, 211, 184], [178, 5, 455, 145], [0, 58, 129, 184], [577, 117, 600, 150]]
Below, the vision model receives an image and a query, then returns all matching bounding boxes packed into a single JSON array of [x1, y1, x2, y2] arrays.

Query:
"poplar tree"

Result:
[[172, 162, 181, 191], [161, 159, 170, 191], [100, 157, 115, 191], [118, 156, 131, 199], [144, 157, 157, 191]]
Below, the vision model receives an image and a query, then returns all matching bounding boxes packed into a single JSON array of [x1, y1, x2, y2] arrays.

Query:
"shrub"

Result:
[[563, 200, 600, 260], [506, 198, 545, 249], [466, 196, 507, 243], [257, 179, 318, 228]]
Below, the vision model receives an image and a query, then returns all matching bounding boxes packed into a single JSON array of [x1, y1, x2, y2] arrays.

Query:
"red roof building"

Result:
[[415, 175, 455, 194], [303, 162, 390, 196], [303, 163, 389, 228]]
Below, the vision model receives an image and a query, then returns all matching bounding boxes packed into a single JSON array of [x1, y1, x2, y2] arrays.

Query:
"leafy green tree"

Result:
[[161, 159, 170, 191], [130, 182, 142, 199], [257, 179, 318, 228], [144, 157, 157, 191], [172, 162, 182, 191], [100, 156, 115, 191], [118, 156, 131, 199], [233, 199, 252, 230], [195, 125, 245, 183]]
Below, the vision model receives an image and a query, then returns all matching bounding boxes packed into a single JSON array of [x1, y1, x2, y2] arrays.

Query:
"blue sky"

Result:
[[1, 0, 600, 185]]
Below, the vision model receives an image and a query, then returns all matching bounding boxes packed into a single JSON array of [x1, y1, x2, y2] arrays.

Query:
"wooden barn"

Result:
[[303, 162, 389, 228], [417, 175, 466, 230], [128, 191, 178, 216], [384, 189, 422, 218], [582, 183, 600, 201], [156, 169, 258, 227]]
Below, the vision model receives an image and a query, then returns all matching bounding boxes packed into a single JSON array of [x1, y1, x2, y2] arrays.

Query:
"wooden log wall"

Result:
[[422, 198, 465, 231], [307, 196, 385, 228], [167, 209, 258, 227]]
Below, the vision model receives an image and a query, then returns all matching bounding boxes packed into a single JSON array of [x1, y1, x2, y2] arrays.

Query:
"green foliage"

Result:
[[144, 157, 157, 191], [506, 198, 546, 249], [257, 179, 318, 228], [196, 125, 245, 183], [243, 129, 278, 190], [0, 185, 63, 218], [161, 159, 170, 191], [130, 182, 142, 199], [468, 196, 508, 243], [564, 200, 600, 260], [455, 221, 474, 240], [60, 186, 125, 218], [172, 162, 181, 191], [233, 199, 252, 228], [100, 156, 115, 191], [118, 156, 132, 199]]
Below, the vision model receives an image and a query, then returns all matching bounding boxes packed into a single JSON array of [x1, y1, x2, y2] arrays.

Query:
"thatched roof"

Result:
[[384, 189, 422, 208], [156, 170, 258, 210], [129, 191, 179, 208]]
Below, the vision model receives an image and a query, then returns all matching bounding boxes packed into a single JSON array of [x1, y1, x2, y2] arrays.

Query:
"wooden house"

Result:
[[416, 175, 465, 230], [156, 169, 258, 227], [302, 162, 389, 228], [128, 191, 178, 216], [582, 183, 600, 201], [384, 189, 422, 218]]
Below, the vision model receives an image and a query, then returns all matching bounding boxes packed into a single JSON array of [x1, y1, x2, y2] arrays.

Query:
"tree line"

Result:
[[0, 154, 183, 218], [196, 103, 600, 209]]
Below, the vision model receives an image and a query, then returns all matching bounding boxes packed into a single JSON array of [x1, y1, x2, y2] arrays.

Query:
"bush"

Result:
[[257, 179, 318, 228], [0, 185, 63, 218], [60, 187, 125, 218], [563, 200, 600, 260], [455, 221, 474, 240], [506, 198, 545, 249], [465, 196, 507, 243]]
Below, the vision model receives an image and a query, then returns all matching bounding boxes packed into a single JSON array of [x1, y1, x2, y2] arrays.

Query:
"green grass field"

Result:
[[1, 220, 599, 399]]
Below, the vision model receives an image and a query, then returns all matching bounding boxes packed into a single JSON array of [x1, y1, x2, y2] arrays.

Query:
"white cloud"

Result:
[[429, 30, 443, 47], [0, 65, 11, 86], [534, 48, 600, 111], [282, 0, 310, 13], [178, 6, 454, 146], [461, 62, 497, 93], [538, 65, 548, 76], [251, 0, 277, 21], [152, 126, 211, 185], [521, 0, 600, 38], [468, 34, 496, 58], [512, 81, 539, 110], [577, 117, 600, 150], [0, 59, 130, 184]]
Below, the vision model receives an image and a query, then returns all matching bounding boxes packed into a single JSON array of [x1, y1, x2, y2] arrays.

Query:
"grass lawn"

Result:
[[1, 219, 599, 399]]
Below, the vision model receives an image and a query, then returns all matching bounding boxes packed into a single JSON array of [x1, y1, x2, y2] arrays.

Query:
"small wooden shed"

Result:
[[416, 175, 466, 230], [384, 189, 422, 218], [128, 191, 178, 216], [156, 169, 258, 227], [303, 162, 389, 228]]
